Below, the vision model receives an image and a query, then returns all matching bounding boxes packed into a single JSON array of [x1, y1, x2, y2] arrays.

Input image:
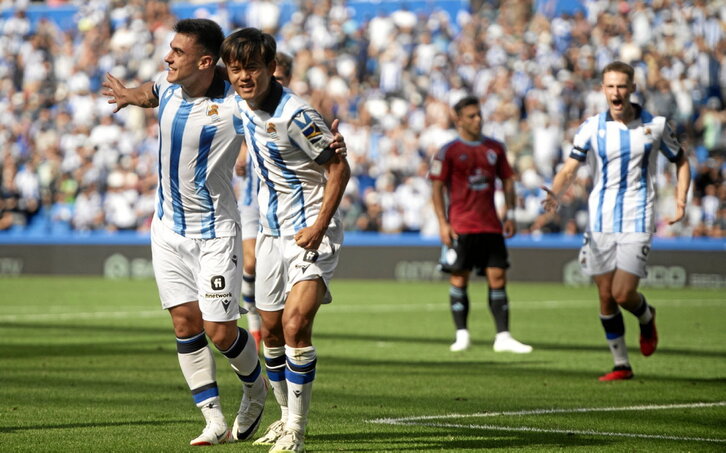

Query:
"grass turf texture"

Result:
[[1, 277, 724, 452]]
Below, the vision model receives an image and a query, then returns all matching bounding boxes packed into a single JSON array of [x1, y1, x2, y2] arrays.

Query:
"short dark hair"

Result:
[[453, 95, 479, 116], [221, 27, 276, 67], [602, 61, 634, 83], [174, 19, 224, 62], [275, 52, 293, 78]]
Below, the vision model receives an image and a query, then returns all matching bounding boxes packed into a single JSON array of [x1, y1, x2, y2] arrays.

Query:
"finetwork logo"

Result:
[[211, 275, 226, 290], [303, 250, 319, 263]]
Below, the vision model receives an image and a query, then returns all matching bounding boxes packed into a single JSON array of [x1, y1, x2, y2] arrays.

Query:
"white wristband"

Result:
[[505, 211, 515, 222]]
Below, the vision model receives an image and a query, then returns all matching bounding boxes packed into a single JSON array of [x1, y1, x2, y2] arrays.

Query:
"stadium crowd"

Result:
[[0, 0, 724, 238]]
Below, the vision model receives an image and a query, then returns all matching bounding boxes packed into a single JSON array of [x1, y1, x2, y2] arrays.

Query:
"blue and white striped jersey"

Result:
[[570, 105, 682, 233], [236, 152, 259, 211], [235, 81, 336, 237], [152, 71, 245, 239]]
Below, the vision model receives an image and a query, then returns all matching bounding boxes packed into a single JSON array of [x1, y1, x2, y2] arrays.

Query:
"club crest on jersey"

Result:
[[293, 111, 324, 145], [266, 122, 278, 139], [644, 127, 651, 136], [207, 104, 220, 122], [487, 149, 497, 165]]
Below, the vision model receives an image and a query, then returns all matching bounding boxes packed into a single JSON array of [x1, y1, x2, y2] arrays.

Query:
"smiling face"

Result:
[[602, 70, 636, 122], [226, 56, 276, 107], [164, 33, 206, 87]]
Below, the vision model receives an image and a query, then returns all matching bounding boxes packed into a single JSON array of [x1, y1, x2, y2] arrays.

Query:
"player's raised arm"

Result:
[[102, 73, 158, 112], [541, 157, 581, 213]]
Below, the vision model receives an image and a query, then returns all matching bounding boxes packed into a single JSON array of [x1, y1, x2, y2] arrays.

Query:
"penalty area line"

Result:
[[368, 401, 726, 444]]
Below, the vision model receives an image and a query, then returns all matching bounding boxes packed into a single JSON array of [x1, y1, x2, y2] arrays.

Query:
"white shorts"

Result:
[[254, 224, 343, 312], [150, 217, 243, 322], [579, 232, 652, 278], [240, 204, 260, 241]]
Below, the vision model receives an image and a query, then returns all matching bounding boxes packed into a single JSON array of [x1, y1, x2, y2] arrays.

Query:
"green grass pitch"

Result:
[[1, 277, 724, 452]]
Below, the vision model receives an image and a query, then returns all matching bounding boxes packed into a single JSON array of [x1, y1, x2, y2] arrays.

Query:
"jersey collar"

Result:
[[257, 77, 283, 115], [203, 70, 226, 99]]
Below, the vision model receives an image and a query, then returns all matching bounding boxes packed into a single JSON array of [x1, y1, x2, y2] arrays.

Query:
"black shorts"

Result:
[[438, 233, 509, 276]]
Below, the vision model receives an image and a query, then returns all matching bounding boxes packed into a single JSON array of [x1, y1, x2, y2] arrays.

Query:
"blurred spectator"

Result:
[[0, 0, 724, 238]]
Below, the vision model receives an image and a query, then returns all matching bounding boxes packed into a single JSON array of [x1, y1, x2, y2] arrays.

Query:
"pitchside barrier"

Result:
[[0, 232, 724, 288]]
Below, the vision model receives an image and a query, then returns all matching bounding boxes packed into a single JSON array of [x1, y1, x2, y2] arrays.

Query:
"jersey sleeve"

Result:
[[659, 120, 682, 162], [229, 90, 245, 136], [152, 72, 168, 99], [570, 117, 596, 162], [287, 108, 334, 163], [428, 142, 451, 182]]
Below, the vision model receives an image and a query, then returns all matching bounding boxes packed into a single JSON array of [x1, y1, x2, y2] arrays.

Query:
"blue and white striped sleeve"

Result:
[[569, 117, 594, 162]]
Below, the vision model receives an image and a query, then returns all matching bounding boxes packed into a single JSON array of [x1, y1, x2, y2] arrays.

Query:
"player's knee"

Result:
[[171, 316, 204, 338], [282, 315, 312, 344], [262, 325, 284, 346], [207, 324, 239, 351], [597, 288, 613, 304], [612, 289, 636, 306]]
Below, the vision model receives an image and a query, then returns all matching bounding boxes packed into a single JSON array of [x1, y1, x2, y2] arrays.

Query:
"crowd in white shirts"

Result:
[[1, 0, 724, 238]]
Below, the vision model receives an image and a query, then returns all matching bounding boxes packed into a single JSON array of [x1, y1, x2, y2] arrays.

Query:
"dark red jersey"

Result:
[[429, 137, 513, 234]]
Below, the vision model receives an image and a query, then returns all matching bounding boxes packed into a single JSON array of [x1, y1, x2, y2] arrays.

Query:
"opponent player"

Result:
[[430, 95, 532, 354], [542, 61, 691, 381], [221, 28, 350, 453], [102, 19, 267, 445]]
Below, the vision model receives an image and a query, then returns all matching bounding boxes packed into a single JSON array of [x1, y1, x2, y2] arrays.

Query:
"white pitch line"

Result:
[[401, 422, 726, 444], [369, 401, 726, 444]]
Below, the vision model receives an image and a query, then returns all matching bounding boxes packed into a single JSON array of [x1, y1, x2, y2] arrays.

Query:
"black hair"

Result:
[[275, 52, 293, 78], [220, 27, 277, 67], [173, 19, 224, 62], [453, 95, 479, 116]]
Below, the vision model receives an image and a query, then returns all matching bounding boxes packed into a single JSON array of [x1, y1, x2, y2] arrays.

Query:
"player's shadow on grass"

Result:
[[315, 331, 726, 359], [312, 429, 612, 451], [0, 321, 170, 336], [321, 355, 726, 385], [0, 419, 190, 434]]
